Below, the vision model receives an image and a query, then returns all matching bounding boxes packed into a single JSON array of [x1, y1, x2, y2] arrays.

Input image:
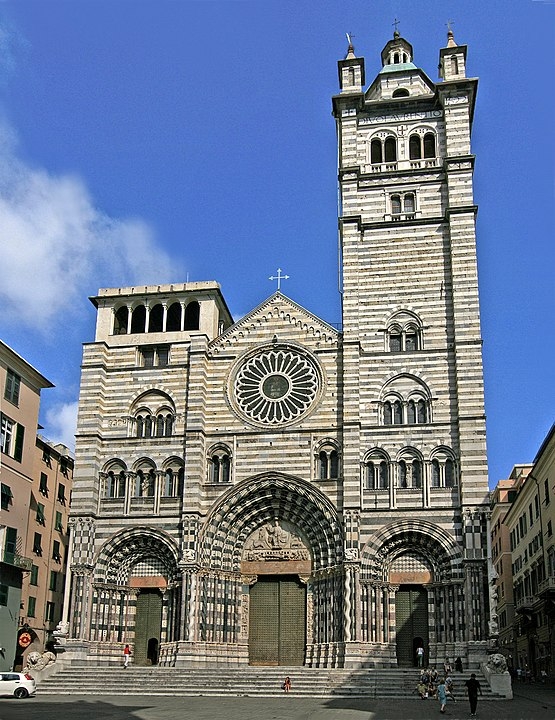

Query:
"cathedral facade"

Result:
[[66, 29, 492, 669]]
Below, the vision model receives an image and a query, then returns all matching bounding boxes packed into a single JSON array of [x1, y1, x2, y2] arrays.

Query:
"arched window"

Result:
[[135, 470, 144, 496], [365, 455, 389, 490], [330, 451, 339, 478], [163, 465, 184, 497], [317, 446, 340, 479], [392, 88, 409, 98], [156, 415, 165, 437], [431, 459, 440, 488], [221, 456, 230, 483], [184, 301, 200, 330], [409, 134, 421, 160], [451, 56, 459, 75], [164, 414, 174, 436], [404, 193, 415, 213], [166, 302, 182, 332], [144, 415, 153, 437], [164, 469, 174, 496], [209, 448, 232, 483], [383, 401, 392, 425], [405, 328, 418, 351], [407, 401, 416, 424], [107, 471, 117, 498], [148, 304, 164, 333], [413, 460, 422, 488], [423, 133, 436, 158], [136, 416, 144, 438], [114, 306, 128, 335], [371, 139, 382, 164], [389, 330, 402, 351], [177, 467, 184, 496], [445, 459, 455, 487], [384, 137, 397, 162], [417, 400, 427, 423], [146, 470, 156, 497], [319, 451, 328, 479], [391, 195, 402, 215], [386, 313, 423, 352], [393, 52, 400, 64], [393, 401, 403, 424], [399, 460, 407, 488], [365, 462, 374, 489], [378, 461, 389, 489], [131, 305, 146, 334]]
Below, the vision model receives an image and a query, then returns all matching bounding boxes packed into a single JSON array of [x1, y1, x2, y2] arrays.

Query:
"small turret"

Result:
[[338, 34, 365, 93], [439, 25, 468, 80], [380, 30, 414, 68]]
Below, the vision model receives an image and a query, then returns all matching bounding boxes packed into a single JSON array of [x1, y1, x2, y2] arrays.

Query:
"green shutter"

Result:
[[14, 424, 25, 462]]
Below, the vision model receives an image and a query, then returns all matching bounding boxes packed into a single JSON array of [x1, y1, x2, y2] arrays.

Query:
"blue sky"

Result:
[[0, 0, 553, 488]]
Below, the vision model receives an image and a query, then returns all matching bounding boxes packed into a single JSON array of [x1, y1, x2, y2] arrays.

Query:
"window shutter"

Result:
[[14, 424, 25, 462]]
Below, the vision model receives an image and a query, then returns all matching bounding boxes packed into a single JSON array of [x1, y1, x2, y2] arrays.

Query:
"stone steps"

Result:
[[36, 665, 501, 699]]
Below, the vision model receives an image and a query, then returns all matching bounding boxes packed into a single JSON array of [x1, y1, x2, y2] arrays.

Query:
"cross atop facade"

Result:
[[392, 18, 400, 34], [447, 19, 455, 32], [269, 268, 290, 291]]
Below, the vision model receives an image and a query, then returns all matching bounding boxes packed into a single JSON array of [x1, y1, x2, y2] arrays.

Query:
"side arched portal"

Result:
[[360, 521, 466, 666], [89, 527, 181, 665]]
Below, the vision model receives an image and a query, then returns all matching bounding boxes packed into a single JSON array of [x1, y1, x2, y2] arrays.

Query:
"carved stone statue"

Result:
[[486, 653, 508, 674], [23, 650, 57, 672]]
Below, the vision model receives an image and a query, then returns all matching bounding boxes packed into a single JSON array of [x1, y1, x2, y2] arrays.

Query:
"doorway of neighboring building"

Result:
[[395, 585, 429, 666], [134, 589, 162, 665], [248, 575, 306, 665]]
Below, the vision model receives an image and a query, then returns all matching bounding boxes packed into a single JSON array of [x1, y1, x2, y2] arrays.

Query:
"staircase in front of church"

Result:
[[36, 664, 502, 699]]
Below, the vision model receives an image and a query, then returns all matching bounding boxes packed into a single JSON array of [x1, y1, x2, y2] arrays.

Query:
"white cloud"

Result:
[[44, 401, 79, 453], [0, 120, 177, 333]]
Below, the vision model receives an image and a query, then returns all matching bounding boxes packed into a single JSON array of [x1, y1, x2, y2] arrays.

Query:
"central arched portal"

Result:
[[243, 518, 311, 666], [249, 575, 306, 666]]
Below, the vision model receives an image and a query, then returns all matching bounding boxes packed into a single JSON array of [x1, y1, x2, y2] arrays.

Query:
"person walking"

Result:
[[465, 672, 482, 717], [416, 644, 425, 668], [123, 643, 131, 669], [437, 677, 447, 714]]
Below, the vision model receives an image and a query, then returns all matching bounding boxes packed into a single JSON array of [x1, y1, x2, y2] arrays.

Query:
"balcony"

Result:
[[538, 576, 555, 597], [2, 549, 33, 571], [515, 595, 536, 612]]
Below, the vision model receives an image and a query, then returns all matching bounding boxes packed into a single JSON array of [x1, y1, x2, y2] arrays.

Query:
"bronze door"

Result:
[[395, 585, 428, 667], [134, 589, 162, 666], [249, 575, 306, 665]]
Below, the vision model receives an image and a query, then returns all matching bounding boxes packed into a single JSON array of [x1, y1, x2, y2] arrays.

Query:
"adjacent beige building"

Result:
[[502, 425, 555, 678], [0, 340, 73, 671], [65, 29, 492, 670]]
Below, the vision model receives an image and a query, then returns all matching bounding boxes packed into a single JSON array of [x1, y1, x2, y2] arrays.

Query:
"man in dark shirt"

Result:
[[465, 673, 483, 717]]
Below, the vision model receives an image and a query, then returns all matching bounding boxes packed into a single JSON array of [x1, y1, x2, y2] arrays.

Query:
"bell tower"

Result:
[[333, 28, 491, 659]]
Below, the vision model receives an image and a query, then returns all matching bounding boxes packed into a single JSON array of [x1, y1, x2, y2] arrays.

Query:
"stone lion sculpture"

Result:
[[486, 653, 508, 674], [24, 650, 56, 672]]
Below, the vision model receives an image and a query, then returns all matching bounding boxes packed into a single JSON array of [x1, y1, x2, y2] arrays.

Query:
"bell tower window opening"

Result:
[[389, 191, 417, 221], [384, 137, 397, 162], [131, 305, 146, 334], [148, 304, 164, 333], [387, 321, 422, 351], [370, 136, 397, 167], [184, 301, 200, 330], [139, 345, 170, 368], [166, 302, 182, 331]]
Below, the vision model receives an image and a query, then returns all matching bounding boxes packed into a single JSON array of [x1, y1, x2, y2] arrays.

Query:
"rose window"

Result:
[[234, 348, 319, 425]]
